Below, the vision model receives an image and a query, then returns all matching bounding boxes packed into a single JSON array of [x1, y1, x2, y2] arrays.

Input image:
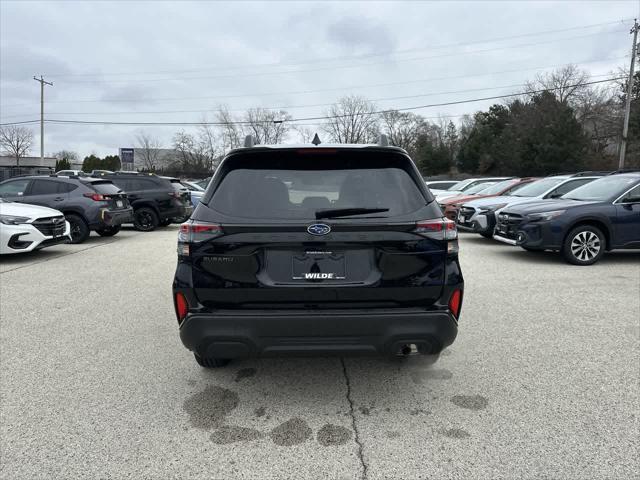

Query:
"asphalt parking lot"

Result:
[[1, 227, 639, 479]]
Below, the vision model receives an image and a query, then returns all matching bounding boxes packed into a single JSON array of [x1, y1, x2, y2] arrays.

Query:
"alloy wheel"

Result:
[[570, 231, 601, 262]]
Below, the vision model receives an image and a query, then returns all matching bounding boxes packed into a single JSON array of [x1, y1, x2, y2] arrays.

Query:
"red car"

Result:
[[440, 178, 538, 220]]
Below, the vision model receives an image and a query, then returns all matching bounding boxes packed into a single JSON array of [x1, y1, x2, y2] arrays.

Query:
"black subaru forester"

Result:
[[172, 136, 463, 367]]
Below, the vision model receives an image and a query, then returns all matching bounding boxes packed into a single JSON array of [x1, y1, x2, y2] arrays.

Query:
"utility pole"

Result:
[[619, 19, 639, 170], [33, 75, 53, 162]]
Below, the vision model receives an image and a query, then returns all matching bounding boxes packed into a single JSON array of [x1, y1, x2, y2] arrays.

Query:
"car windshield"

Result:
[[90, 181, 122, 194], [464, 182, 497, 194], [209, 164, 425, 220], [477, 179, 516, 195], [510, 177, 566, 197], [448, 179, 475, 191], [562, 176, 640, 201]]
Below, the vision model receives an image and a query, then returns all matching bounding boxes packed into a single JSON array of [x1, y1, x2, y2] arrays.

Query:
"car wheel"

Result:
[[133, 207, 159, 232], [66, 214, 90, 244], [194, 353, 230, 368], [158, 218, 172, 227], [562, 225, 605, 265], [173, 215, 190, 223], [95, 225, 121, 237]]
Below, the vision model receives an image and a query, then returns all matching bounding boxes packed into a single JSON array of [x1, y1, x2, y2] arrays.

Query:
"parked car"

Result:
[[494, 172, 640, 265], [0, 199, 71, 254], [433, 177, 511, 202], [55, 170, 87, 176], [194, 177, 211, 190], [0, 175, 133, 243], [180, 180, 205, 208], [425, 180, 458, 190], [97, 172, 192, 231], [90, 170, 114, 175], [173, 136, 463, 368], [457, 174, 603, 238], [440, 178, 537, 220]]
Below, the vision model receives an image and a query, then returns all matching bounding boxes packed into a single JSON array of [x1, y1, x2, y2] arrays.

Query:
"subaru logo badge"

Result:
[[307, 224, 331, 236]]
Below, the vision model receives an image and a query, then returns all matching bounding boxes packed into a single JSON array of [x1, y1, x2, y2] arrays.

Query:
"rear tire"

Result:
[[66, 214, 90, 244], [194, 354, 231, 368], [562, 225, 605, 265], [95, 225, 121, 237], [133, 207, 159, 232]]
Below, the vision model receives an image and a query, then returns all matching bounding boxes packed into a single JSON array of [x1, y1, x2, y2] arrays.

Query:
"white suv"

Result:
[[0, 199, 71, 254]]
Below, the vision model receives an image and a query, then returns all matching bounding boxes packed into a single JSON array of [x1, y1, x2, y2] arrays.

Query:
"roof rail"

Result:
[[378, 134, 389, 147], [570, 170, 611, 177], [607, 168, 640, 175], [244, 135, 255, 148]]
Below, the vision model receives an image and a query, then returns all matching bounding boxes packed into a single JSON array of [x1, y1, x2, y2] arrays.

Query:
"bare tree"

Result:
[[0, 125, 34, 166], [216, 106, 244, 153], [244, 108, 292, 145], [321, 95, 380, 144], [380, 110, 426, 157], [292, 124, 316, 143], [525, 65, 590, 105], [135, 131, 162, 171]]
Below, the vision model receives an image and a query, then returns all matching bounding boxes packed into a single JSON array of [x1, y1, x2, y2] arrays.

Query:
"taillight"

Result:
[[83, 193, 107, 201], [415, 218, 457, 240], [175, 292, 189, 323], [449, 289, 462, 319], [178, 220, 223, 245]]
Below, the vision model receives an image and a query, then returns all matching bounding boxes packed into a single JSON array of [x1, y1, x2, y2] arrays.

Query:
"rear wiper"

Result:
[[315, 207, 389, 219]]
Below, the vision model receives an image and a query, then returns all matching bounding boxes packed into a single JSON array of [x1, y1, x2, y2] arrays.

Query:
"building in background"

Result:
[[119, 147, 178, 171], [0, 155, 57, 181]]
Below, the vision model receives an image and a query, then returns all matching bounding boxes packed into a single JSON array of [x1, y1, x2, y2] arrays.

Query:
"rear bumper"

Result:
[[102, 207, 134, 226], [164, 204, 193, 219], [178, 309, 458, 358]]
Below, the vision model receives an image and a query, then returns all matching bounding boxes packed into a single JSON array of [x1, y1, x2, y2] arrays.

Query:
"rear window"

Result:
[[207, 151, 426, 220], [169, 179, 186, 191], [89, 181, 122, 194]]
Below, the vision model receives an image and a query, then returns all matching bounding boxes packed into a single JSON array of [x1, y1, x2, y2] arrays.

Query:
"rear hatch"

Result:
[[168, 178, 192, 206], [87, 180, 129, 209], [181, 148, 453, 310]]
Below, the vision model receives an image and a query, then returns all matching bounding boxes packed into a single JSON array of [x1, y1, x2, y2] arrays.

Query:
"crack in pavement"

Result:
[[341, 357, 369, 480]]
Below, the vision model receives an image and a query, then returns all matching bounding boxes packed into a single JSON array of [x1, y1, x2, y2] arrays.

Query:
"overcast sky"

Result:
[[1, 0, 638, 158]]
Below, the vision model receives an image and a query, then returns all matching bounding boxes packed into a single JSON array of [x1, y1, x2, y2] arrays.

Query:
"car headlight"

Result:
[[0, 214, 31, 225], [527, 210, 566, 221], [478, 203, 507, 213]]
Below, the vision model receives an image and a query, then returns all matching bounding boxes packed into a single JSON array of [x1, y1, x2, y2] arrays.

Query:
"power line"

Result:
[[48, 28, 629, 85], [42, 18, 633, 79], [1, 76, 623, 127], [1, 55, 626, 111], [0, 72, 619, 120]]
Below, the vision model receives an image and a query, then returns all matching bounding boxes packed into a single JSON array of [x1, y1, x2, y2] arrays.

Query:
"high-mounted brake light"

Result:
[[83, 193, 107, 201], [178, 220, 223, 244], [175, 292, 189, 323], [415, 218, 457, 240], [449, 289, 462, 319]]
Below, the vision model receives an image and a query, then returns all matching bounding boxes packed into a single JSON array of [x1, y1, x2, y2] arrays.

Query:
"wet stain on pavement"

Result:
[[254, 406, 266, 417], [316, 424, 352, 446], [186, 379, 196, 387], [451, 394, 488, 411], [235, 368, 257, 382], [359, 406, 372, 415], [385, 431, 401, 439], [442, 428, 470, 439], [183, 386, 240, 430], [210, 426, 263, 444], [269, 418, 312, 446], [410, 369, 453, 384]]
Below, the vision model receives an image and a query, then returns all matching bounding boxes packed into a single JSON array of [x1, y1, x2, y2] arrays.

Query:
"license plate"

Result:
[[292, 251, 346, 280], [116, 200, 123, 208]]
